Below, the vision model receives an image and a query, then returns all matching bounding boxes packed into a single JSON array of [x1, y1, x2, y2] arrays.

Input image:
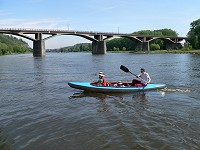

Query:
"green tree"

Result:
[[134, 29, 178, 50], [133, 30, 156, 35], [107, 38, 136, 51], [0, 43, 8, 55], [13, 45, 21, 53], [154, 29, 178, 36], [0, 34, 32, 55], [187, 19, 200, 49], [107, 29, 179, 52], [181, 41, 192, 51], [150, 44, 160, 50]]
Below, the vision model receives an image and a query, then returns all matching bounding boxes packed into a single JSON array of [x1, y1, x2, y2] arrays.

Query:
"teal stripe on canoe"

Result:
[[68, 82, 166, 93]]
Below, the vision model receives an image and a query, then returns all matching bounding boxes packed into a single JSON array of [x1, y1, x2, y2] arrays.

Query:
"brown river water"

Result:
[[0, 53, 200, 150]]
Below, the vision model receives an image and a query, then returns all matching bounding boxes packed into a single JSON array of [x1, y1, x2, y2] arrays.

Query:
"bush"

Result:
[[182, 42, 192, 51], [113, 47, 119, 51], [150, 44, 160, 50]]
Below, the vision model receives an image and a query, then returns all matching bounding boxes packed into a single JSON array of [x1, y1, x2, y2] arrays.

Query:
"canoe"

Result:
[[68, 81, 166, 93]]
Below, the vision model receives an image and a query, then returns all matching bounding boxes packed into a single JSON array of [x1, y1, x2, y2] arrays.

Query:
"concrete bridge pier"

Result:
[[142, 41, 150, 51], [92, 41, 106, 54], [92, 35, 106, 54], [33, 33, 45, 57], [136, 41, 150, 51]]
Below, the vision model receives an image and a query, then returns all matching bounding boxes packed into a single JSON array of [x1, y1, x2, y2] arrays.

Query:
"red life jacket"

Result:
[[101, 77, 107, 86]]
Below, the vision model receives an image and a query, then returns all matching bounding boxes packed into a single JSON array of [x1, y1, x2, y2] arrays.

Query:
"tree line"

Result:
[[0, 34, 32, 56], [52, 43, 92, 53], [56, 29, 183, 52], [58, 18, 200, 52], [107, 28, 180, 51]]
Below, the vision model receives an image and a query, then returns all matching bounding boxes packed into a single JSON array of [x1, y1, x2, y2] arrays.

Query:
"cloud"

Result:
[[0, 18, 70, 29], [0, 18, 87, 48]]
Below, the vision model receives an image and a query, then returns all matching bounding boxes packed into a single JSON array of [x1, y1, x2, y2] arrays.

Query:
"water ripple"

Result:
[[1, 53, 200, 149]]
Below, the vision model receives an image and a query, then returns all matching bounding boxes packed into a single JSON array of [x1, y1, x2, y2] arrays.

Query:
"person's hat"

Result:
[[99, 72, 104, 76], [141, 68, 145, 71], [99, 71, 103, 75]]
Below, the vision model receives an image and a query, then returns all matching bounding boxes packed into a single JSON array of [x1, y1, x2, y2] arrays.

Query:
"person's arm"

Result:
[[137, 73, 142, 78], [147, 73, 151, 83]]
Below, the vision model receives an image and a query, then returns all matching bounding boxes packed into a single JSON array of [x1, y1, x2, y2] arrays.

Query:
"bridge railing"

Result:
[[0, 27, 130, 35], [0, 28, 187, 39]]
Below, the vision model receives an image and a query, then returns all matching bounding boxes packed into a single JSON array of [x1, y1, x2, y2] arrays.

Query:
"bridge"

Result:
[[0, 28, 187, 57]]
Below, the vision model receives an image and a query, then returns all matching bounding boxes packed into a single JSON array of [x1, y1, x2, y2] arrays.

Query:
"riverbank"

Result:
[[107, 49, 200, 54], [1, 50, 200, 56], [131, 49, 200, 54]]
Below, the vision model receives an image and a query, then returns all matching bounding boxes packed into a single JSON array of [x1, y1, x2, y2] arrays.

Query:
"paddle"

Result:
[[120, 65, 147, 82], [120, 65, 137, 77]]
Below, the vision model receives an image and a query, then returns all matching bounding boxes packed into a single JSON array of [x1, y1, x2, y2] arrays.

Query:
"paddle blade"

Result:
[[120, 65, 130, 73]]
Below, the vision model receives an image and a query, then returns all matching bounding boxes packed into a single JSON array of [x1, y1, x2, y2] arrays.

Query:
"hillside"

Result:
[[0, 34, 32, 55], [47, 43, 92, 53]]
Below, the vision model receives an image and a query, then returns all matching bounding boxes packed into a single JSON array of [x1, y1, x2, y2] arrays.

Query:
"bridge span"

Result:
[[0, 28, 186, 57]]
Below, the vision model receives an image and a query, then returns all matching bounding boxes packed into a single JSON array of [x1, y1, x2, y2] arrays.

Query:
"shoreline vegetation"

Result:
[[114, 49, 200, 54], [0, 34, 32, 56], [47, 49, 200, 54], [134, 50, 200, 54]]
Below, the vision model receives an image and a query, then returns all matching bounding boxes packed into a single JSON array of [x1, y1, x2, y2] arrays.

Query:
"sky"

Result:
[[0, 0, 200, 49]]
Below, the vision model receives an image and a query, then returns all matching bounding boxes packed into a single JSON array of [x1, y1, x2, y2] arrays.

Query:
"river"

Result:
[[0, 53, 200, 150]]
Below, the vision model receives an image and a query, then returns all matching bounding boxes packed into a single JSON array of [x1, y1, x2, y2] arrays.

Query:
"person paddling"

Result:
[[131, 68, 151, 86], [98, 72, 107, 86]]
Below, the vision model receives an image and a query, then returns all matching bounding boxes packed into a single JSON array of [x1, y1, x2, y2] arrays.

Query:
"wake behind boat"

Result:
[[68, 81, 166, 93]]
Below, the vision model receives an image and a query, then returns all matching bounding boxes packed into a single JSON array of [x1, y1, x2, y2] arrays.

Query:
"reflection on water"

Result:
[[69, 91, 164, 115], [70, 91, 110, 112], [133, 92, 148, 101]]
